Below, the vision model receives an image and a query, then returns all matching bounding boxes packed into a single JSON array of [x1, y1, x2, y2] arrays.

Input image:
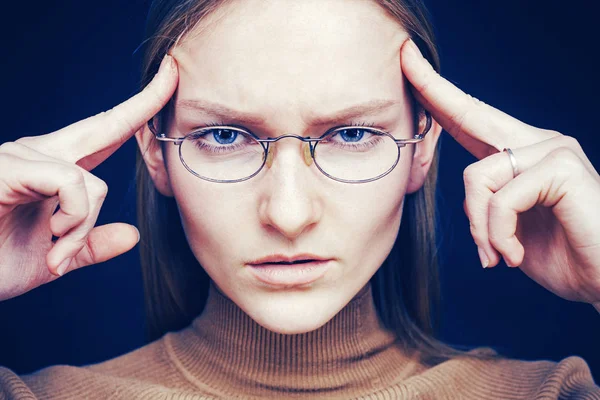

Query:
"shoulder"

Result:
[[422, 347, 600, 399], [489, 351, 598, 397], [0, 334, 190, 400], [1, 364, 122, 400]]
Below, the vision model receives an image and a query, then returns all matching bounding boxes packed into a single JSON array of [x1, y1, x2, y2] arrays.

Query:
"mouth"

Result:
[[248, 254, 330, 266], [254, 259, 319, 266], [247, 254, 333, 287]]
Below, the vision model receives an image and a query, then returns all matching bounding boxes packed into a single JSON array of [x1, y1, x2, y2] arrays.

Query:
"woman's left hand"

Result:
[[400, 39, 600, 309]]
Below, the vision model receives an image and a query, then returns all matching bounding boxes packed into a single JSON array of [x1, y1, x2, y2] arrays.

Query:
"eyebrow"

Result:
[[175, 98, 400, 126]]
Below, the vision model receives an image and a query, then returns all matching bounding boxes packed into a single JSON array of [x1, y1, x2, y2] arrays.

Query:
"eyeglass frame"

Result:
[[148, 111, 432, 184]]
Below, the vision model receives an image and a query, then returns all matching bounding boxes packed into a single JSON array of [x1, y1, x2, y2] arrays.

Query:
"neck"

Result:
[[165, 281, 419, 397]]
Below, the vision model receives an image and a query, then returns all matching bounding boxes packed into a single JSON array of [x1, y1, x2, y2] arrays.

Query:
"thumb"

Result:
[[65, 223, 140, 273]]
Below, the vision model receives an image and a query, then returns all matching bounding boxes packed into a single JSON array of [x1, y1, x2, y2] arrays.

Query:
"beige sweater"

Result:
[[1, 283, 598, 399]]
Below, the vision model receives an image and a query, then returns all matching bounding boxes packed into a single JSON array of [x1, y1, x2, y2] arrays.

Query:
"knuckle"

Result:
[[540, 128, 563, 138], [549, 147, 582, 170], [90, 179, 109, 200], [417, 76, 433, 94], [0, 152, 10, 165], [5, 137, 58, 160], [65, 210, 88, 227], [447, 96, 487, 137], [84, 233, 100, 264], [556, 135, 582, 152], [0, 153, 20, 175], [448, 110, 468, 135], [0, 141, 22, 155], [14, 136, 51, 155], [469, 221, 483, 241], [14, 136, 36, 146], [414, 65, 438, 93], [462, 164, 481, 186], [60, 166, 85, 187], [66, 235, 89, 252], [463, 163, 496, 192]]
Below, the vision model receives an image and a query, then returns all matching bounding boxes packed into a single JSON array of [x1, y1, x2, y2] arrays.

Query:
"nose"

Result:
[[258, 138, 322, 240]]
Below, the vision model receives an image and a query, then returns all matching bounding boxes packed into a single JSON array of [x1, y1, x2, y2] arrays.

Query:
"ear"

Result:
[[406, 113, 442, 194], [135, 125, 175, 197]]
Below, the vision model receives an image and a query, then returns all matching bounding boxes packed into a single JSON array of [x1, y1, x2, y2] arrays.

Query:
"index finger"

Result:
[[51, 54, 178, 167], [400, 39, 548, 159]]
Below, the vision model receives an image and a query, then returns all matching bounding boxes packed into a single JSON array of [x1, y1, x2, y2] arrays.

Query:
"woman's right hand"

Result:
[[0, 55, 178, 301]]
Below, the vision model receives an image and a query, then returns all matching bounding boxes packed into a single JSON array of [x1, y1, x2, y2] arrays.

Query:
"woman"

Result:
[[1, 0, 598, 398]]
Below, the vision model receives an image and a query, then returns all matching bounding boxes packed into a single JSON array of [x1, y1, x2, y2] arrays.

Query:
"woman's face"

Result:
[[146, 0, 439, 334]]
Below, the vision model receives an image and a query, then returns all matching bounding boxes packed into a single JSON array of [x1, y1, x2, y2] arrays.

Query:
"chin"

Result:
[[248, 297, 339, 335]]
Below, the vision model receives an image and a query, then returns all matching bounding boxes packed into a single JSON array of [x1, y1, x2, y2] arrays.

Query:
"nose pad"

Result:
[[303, 142, 313, 167], [266, 145, 276, 168], [265, 141, 314, 169]]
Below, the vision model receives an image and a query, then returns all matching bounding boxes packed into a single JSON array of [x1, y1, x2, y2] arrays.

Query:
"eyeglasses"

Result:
[[148, 112, 431, 184]]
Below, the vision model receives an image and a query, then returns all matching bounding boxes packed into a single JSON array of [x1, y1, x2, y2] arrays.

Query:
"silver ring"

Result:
[[503, 148, 519, 178]]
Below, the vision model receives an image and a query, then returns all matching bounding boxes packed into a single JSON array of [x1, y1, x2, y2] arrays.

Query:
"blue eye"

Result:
[[338, 128, 365, 142], [213, 129, 238, 144]]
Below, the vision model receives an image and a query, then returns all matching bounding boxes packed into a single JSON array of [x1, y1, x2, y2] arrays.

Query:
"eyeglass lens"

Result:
[[178, 127, 400, 182]]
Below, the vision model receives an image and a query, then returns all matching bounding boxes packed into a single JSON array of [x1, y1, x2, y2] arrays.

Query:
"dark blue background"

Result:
[[1, 0, 598, 382]]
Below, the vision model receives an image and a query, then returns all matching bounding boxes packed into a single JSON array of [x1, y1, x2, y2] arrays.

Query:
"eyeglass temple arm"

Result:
[[148, 117, 184, 144], [395, 112, 432, 146], [394, 137, 424, 147], [154, 134, 185, 145]]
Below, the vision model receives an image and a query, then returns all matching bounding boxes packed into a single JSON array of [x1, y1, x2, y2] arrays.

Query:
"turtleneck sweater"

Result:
[[1, 282, 598, 399]]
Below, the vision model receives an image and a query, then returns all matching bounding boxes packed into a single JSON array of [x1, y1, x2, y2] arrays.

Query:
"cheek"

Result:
[[341, 145, 411, 227], [339, 151, 411, 267], [165, 151, 253, 266], [354, 174, 406, 244]]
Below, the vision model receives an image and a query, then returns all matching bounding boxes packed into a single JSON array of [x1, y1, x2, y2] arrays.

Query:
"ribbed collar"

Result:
[[165, 282, 420, 398]]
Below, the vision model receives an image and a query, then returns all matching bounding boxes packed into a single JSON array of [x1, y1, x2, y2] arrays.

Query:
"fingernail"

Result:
[[404, 38, 423, 60], [159, 54, 174, 72], [135, 227, 141, 244], [478, 247, 489, 269], [503, 257, 513, 268], [167, 54, 176, 70], [57, 258, 72, 276], [159, 54, 169, 69]]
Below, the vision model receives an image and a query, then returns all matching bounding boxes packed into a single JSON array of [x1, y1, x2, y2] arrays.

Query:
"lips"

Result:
[[248, 254, 330, 266], [246, 254, 333, 287]]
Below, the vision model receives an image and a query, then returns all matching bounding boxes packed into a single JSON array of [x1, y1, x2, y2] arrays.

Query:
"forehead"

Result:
[[171, 0, 409, 121]]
